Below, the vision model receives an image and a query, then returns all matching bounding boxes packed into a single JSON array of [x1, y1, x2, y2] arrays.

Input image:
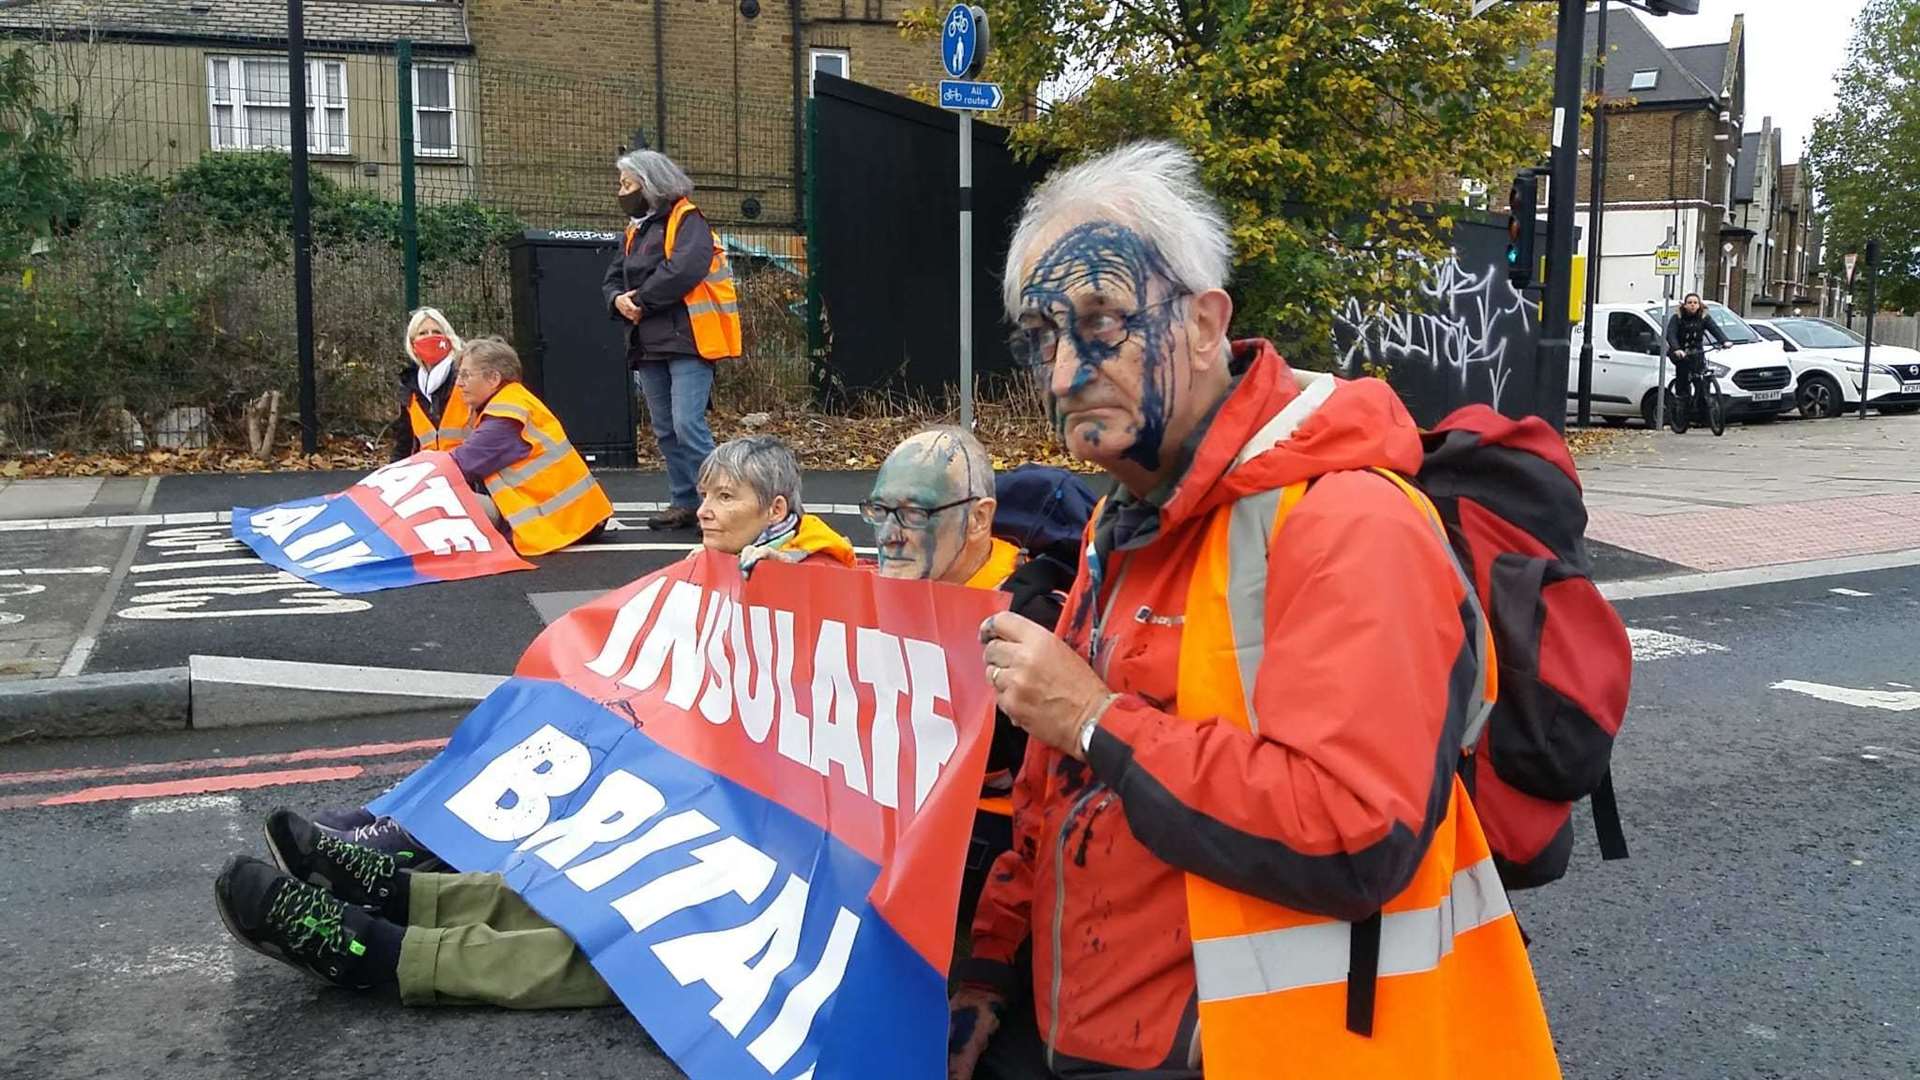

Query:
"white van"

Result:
[[1569, 301, 1795, 426]]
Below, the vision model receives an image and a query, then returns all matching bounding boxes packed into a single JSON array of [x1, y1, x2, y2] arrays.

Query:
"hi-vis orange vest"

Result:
[[407, 385, 473, 452], [479, 383, 614, 557], [1175, 473, 1558, 1079], [624, 198, 743, 361]]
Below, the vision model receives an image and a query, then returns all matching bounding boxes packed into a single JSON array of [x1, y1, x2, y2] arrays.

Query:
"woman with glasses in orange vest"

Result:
[[392, 306, 470, 462], [603, 149, 743, 534], [447, 338, 613, 556]]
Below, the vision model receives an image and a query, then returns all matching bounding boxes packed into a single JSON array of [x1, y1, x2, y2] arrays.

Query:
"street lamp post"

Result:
[[1576, 0, 1611, 428]]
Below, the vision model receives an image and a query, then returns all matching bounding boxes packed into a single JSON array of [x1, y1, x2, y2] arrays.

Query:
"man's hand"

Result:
[[738, 543, 806, 578], [614, 291, 643, 323], [947, 985, 1006, 1080], [979, 612, 1109, 762]]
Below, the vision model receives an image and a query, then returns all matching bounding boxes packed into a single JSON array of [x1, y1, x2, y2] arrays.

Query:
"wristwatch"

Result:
[[1077, 693, 1119, 755]]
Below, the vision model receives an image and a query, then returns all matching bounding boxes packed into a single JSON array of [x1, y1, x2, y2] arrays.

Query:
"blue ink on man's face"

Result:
[[1019, 221, 1185, 471]]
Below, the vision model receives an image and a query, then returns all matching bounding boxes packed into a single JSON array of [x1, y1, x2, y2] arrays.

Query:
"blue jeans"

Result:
[[633, 355, 715, 509]]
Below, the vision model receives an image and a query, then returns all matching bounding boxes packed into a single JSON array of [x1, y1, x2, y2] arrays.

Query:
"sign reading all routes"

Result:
[[938, 80, 1002, 112]]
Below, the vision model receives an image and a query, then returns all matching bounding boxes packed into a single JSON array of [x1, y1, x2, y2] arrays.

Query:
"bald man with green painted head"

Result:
[[860, 427, 1079, 937]]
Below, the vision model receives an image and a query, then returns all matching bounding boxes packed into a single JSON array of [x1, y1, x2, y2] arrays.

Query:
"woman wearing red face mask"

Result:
[[391, 307, 470, 461]]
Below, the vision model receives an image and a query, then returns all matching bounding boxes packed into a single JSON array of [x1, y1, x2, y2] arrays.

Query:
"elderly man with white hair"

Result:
[[949, 142, 1561, 1078], [603, 148, 742, 532]]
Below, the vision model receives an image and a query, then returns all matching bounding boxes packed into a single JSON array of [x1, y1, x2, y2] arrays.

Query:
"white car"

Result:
[[1570, 301, 1796, 426], [1747, 317, 1920, 419]]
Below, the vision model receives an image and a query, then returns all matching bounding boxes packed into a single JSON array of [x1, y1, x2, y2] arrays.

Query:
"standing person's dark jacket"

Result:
[[1665, 308, 1730, 357], [602, 201, 716, 362]]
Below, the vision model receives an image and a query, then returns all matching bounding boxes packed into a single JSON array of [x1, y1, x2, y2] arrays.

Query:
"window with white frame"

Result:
[[208, 56, 350, 154], [413, 63, 457, 156], [809, 48, 849, 94], [1629, 69, 1658, 91]]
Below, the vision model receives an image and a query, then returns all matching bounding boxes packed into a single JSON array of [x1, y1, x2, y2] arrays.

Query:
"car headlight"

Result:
[[1707, 362, 1731, 378], [1871, 363, 1900, 377]]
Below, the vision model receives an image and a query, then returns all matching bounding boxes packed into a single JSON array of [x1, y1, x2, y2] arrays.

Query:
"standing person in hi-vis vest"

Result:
[[602, 149, 743, 533], [447, 338, 612, 556], [392, 306, 470, 461], [951, 142, 1561, 1079]]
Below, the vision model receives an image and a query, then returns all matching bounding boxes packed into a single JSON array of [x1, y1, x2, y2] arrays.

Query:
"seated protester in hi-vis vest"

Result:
[[394, 306, 471, 461], [951, 142, 1561, 1080], [858, 427, 1081, 943], [447, 338, 614, 556], [696, 434, 857, 570]]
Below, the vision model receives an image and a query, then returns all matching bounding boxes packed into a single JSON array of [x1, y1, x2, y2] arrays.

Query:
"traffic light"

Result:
[[1505, 169, 1539, 290]]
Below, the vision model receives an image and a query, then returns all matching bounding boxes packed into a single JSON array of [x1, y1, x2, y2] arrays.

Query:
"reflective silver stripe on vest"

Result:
[[1191, 857, 1511, 1003], [486, 402, 533, 423], [490, 424, 570, 489], [1224, 487, 1284, 735], [685, 298, 742, 319], [439, 424, 470, 441], [502, 471, 601, 527]]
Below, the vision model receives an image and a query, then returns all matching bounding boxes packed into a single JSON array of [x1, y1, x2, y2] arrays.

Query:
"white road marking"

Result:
[[129, 794, 243, 816], [74, 942, 236, 982], [129, 558, 262, 573], [1772, 680, 1920, 712], [568, 543, 880, 556], [1627, 628, 1729, 662], [1830, 587, 1872, 597], [0, 565, 110, 576], [1890, 682, 1915, 689]]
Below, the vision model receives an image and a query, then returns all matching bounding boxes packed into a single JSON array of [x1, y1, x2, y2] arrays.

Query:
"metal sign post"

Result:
[[939, 4, 991, 429], [1859, 240, 1878, 420], [1656, 231, 1679, 430]]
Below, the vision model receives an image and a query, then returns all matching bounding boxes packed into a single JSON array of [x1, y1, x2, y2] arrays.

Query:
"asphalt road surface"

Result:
[[2, 564, 1917, 1079]]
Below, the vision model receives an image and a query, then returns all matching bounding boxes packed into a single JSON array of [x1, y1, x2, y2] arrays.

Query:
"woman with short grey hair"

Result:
[[602, 148, 740, 530], [693, 435, 854, 567]]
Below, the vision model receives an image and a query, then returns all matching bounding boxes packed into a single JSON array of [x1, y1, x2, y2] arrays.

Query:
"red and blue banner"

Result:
[[232, 452, 533, 593], [369, 552, 1006, 1078]]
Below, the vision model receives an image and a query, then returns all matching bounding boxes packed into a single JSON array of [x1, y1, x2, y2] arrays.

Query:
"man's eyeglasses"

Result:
[[1007, 293, 1191, 370], [859, 497, 979, 529]]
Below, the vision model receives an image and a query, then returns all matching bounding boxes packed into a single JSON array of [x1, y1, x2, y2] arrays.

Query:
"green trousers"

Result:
[[396, 871, 619, 1009]]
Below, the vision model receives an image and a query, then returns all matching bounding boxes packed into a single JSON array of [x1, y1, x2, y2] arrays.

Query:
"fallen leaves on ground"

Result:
[[0, 439, 388, 479]]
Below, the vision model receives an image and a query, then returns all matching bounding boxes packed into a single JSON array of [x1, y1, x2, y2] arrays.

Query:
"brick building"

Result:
[[464, 0, 933, 231], [1572, 8, 1746, 307]]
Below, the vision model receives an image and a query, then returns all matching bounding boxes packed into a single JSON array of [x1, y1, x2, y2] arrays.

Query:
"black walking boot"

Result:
[[214, 855, 402, 990]]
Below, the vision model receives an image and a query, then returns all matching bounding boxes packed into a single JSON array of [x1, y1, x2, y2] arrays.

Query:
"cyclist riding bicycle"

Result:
[[1663, 292, 1731, 428]]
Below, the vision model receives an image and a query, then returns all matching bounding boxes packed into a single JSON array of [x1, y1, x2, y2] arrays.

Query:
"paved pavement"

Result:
[[4, 561, 1916, 1079], [1581, 415, 1920, 573]]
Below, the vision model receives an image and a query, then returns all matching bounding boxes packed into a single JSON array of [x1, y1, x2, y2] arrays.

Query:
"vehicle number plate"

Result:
[[1749, 390, 1782, 403], [1903, 382, 1920, 394]]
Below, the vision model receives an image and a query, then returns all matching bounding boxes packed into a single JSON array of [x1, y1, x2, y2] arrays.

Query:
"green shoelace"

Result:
[[315, 834, 396, 895], [267, 880, 365, 959]]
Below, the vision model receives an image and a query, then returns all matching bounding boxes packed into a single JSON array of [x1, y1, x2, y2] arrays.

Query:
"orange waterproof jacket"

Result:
[[961, 342, 1558, 1077]]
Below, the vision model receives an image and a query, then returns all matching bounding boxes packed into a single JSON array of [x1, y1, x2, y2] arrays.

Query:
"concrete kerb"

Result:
[[0, 667, 190, 743], [0, 656, 506, 743]]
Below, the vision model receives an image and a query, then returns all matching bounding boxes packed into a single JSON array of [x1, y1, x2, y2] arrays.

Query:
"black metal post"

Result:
[[1576, 0, 1609, 426], [289, 0, 317, 453], [1539, 0, 1586, 432], [397, 40, 419, 312], [1859, 239, 1878, 419]]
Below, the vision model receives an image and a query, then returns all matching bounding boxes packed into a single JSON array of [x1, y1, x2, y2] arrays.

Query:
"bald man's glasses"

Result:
[[859, 497, 979, 529]]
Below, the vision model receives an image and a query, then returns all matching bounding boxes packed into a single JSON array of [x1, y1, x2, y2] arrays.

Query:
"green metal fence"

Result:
[[1, 33, 806, 455]]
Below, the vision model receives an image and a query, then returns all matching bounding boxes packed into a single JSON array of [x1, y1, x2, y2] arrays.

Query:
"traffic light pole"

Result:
[[1859, 240, 1878, 420], [1575, 0, 1609, 427], [1538, 0, 1586, 432]]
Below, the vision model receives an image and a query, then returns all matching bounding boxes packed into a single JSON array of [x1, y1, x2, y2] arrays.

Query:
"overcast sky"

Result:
[[1635, 0, 1865, 161]]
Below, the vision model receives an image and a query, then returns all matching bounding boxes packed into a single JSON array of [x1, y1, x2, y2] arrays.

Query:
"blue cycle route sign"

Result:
[[938, 80, 1003, 112], [942, 3, 980, 79]]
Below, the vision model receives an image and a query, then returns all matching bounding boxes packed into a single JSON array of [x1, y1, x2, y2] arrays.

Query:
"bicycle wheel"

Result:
[[1705, 376, 1727, 436], [1667, 381, 1690, 434]]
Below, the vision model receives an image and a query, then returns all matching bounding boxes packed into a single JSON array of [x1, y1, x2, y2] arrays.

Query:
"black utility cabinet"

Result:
[[508, 229, 636, 468]]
